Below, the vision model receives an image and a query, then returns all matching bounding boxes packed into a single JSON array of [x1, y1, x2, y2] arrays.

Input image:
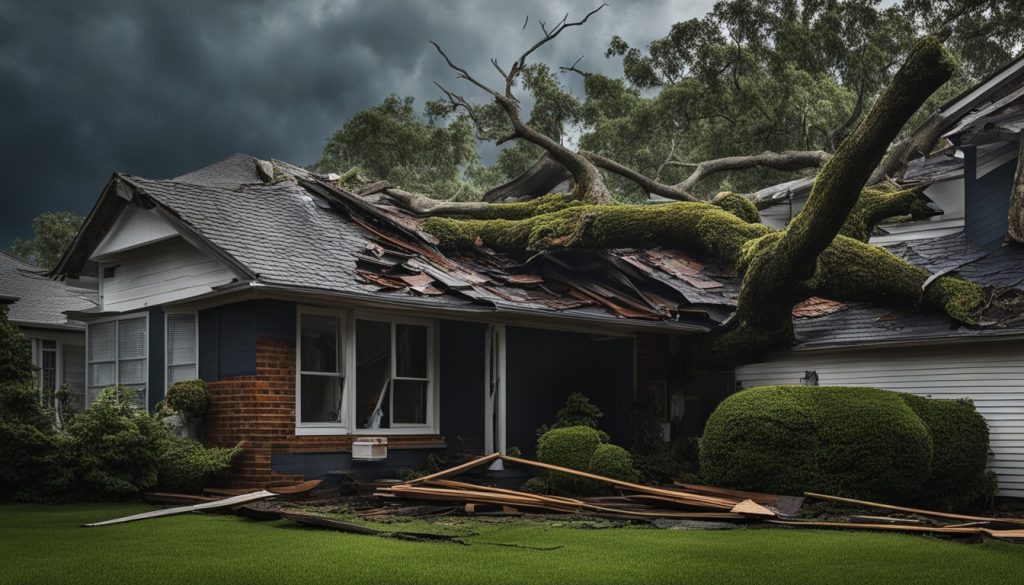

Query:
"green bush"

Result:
[[65, 387, 166, 499], [899, 394, 994, 509], [589, 444, 640, 483], [0, 382, 72, 502], [536, 392, 608, 441], [165, 379, 211, 419], [700, 385, 933, 503], [537, 425, 604, 494], [0, 305, 34, 385], [156, 438, 240, 494]]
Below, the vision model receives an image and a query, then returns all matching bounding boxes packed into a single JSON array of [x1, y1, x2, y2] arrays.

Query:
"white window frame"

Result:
[[352, 311, 436, 435], [85, 312, 150, 408], [293, 307, 438, 436], [295, 307, 349, 436], [165, 311, 199, 390], [38, 339, 59, 391]]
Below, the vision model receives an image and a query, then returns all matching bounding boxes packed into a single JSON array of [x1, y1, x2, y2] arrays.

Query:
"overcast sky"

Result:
[[0, 0, 715, 246]]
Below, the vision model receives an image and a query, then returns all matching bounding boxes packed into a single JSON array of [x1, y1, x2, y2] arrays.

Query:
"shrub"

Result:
[[165, 379, 211, 419], [0, 305, 34, 385], [156, 438, 240, 494], [537, 425, 604, 494], [0, 382, 71, 501], [899, 394, 994, 509], [589, 444, 640, 483], [64, 386, 166, 499], [700, 385, 933, 503], [536, 392, 608, 441]]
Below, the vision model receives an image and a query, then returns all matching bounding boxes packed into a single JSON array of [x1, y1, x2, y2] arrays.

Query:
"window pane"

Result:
[[168, 364, 197, 386], [393, 380, 428, 425], [89, 362, 116, 388], [41, 346, 57, 390], [167, 313, 196, 366], [356, 320, 390, 429], [63, 345, 86, 411], [395, 324, 428, 378], [118, 318, 147, 360], [118, 358, 146, 385], [300, 314, 339, 373], [88, 321, 116, 362], [300, 375, 344, 423]]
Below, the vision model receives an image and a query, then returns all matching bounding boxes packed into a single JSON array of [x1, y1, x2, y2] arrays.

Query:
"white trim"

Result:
[[295, 306, 348, 431], [85, 311, 150, 408], [164, 311, 199, 391], [484, 323, 507, 454], [352, 310, 436, 434]]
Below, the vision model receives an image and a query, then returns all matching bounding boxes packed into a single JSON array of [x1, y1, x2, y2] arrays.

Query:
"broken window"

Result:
[[356, 318, 432, 429], [297, 312, 344, 424]]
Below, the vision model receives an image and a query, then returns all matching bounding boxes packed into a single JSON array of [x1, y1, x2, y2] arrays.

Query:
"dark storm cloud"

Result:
[[0, 0, 712, 245]]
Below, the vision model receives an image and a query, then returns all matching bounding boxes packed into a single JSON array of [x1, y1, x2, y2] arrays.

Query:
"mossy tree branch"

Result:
[[839, 185, 936, 242]]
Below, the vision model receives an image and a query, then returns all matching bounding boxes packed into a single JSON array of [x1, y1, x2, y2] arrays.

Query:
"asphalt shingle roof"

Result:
[[0, 251, 96, 329]]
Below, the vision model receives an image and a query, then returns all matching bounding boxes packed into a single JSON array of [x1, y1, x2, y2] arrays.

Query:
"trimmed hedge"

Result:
[[537, 426, 603, 494], [165, 379, 211, 419], [700, 386, 934, 503], [589, 444, 640, 484], [898, 394, 994, 509]]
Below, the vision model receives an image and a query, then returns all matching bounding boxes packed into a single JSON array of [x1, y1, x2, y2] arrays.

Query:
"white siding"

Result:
[[100, 237, 235, 312], [92, 206, 179, 258], [735, 341, 1024, 497]]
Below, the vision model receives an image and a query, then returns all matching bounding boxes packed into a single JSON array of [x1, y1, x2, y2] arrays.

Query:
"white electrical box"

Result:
[[352, 437, 388, 461]]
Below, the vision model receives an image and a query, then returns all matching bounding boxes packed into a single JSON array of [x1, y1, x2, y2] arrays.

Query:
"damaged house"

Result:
[[37, 51, 1024, 498]]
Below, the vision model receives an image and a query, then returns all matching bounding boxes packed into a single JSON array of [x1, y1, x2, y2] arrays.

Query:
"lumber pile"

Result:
[[375, 453, 777, 521], [374, 453, 1024, 541]]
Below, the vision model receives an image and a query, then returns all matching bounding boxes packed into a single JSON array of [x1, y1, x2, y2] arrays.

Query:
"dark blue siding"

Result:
[[198, 300, 295, 381], [439, 320, 487, 456], [505, 327, 634, 456], [967, 156, 1017, 250], [148, 307, 165, 411], [271, 448, 445, 481]]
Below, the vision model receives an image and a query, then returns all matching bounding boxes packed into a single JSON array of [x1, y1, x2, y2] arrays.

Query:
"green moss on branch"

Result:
[[840, 186, 933, 242], [424, 201, 769, 264], [712, 192, 761, 223], [473, 193, 585, 220]]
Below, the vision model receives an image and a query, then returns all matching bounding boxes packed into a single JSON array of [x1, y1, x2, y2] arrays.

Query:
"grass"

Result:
[[2, 504, 1022, 585]]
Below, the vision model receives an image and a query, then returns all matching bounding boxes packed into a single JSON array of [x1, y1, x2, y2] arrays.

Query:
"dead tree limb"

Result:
[[1006, 139, 1024, 244], [430, 4, 613, 204]]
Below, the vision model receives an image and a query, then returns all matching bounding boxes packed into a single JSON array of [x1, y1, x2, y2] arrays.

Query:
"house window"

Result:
[[356, 318, 432, 429], [86, 315, 147, 407], [62, 344, 86, 411], [39, 340, 57, 390], [297, 311, 344, 425], [166, 313, 197, 386]]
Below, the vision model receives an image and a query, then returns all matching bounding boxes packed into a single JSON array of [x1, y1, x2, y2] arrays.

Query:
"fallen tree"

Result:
[[377, 9, 984, 365]]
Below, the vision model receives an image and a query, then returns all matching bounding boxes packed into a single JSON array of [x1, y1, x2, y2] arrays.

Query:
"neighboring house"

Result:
[[54, 155, 736, 487], [740, 54, 1024, 498], [0, 250, 96, 409]]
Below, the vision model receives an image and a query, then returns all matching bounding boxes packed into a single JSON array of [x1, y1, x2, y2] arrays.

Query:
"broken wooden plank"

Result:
[[204, 479, 322, 497], [729, 499, 776, 518], [402, 452, 500, 485], [803, 492, 1024, 525], [143, 492, 220, 506], [280, 510, 465, 542], [84, 490, 277, 527], [768, 519, 982, 535], [498, 455, 750, 513]]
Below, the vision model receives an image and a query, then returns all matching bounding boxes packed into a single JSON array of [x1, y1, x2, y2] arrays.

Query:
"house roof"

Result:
[[60, 154, 744, 333], [0, 250, 96, 330], [791, 231, 1024, 350]]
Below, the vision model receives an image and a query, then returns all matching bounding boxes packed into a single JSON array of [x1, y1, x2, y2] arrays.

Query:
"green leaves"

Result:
[[11, 211, 83, 270]]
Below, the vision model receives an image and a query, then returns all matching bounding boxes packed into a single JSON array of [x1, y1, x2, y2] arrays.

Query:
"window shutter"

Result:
[[166, 313, 197, 385]]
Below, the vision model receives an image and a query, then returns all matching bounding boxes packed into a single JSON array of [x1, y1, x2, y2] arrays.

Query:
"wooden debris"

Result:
[[144, 492, 220, 506], [84, 490, 277, 527], [279, 510, 464, 542], [804, 492, 1024, 526], [205, 479, 323, 498]]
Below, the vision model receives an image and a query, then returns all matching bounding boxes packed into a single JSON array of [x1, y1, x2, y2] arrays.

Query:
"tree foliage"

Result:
[[11, 211, 84, 270]]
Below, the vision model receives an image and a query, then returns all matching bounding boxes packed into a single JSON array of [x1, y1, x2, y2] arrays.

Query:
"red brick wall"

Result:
[[205, 337, 443, 488]]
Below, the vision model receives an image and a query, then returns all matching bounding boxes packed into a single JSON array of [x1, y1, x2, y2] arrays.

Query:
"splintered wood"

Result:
[[374, 453, 776, 522], [374, 454, 1024, 541]]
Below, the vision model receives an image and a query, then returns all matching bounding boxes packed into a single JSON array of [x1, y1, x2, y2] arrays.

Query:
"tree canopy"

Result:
[[315, 0, 1022, 201], [11, 211, 84, 271]]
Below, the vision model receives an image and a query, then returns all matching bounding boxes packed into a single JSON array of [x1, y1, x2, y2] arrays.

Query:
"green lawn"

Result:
[[1, 504, 1021, 585]]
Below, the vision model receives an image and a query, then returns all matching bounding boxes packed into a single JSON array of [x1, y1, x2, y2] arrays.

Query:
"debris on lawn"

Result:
[[84, 454, 1024, 544]]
